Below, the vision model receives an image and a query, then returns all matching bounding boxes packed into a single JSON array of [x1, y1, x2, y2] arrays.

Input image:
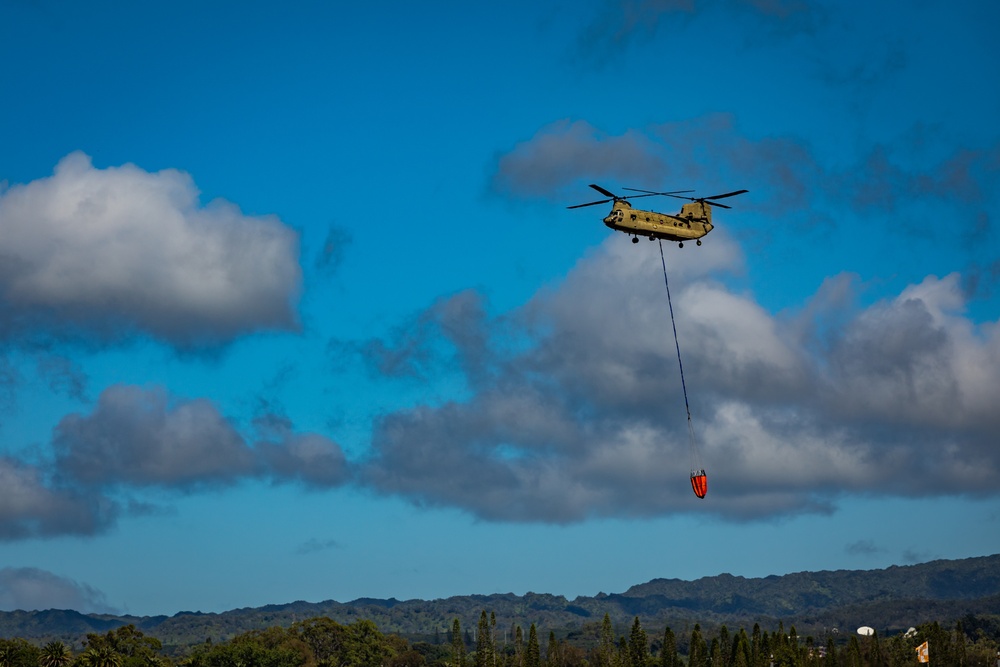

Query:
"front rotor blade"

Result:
[[567, 198, 611, 209], [588, 184, 617, 198], [623, 188, 695, 196]]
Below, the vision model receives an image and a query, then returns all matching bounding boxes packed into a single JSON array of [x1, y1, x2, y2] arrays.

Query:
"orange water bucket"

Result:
[[690, 470, 707, 499]]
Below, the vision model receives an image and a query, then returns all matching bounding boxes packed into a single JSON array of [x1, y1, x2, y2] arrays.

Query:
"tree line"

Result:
[[2, 611, 999, 667]]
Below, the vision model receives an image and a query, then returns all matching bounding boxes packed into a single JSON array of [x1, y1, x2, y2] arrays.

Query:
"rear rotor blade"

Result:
[[702, 200, 731, 209], [701, 189, 748, 201], [567, 198, 611, 209]]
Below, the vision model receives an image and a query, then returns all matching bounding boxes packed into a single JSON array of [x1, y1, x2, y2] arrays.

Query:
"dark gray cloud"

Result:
[[53, 385, 256, 490], [492, 120, 667, 200], [254, 413, 351, 488], [0, 567, 117, 613], [0, 457, 116, 538], [258, 433, 350, 487], [0, 384, 353, 540], [360, 237, 1000, 522], [0, 152, 301, 348], [51, 384, 352, 493]]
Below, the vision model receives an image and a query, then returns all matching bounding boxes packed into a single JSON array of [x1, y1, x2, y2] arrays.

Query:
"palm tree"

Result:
[[40, 642, 73, 667], [81, 645, 122, 667]]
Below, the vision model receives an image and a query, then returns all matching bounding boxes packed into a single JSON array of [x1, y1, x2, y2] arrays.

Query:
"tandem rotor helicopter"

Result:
[[568, 184, 748, 246]]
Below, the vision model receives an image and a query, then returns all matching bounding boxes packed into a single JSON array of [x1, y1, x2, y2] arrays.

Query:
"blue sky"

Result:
[[1, 0, 999, 617]]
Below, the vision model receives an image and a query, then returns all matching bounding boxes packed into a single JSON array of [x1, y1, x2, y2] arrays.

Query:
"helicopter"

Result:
[[568, 184, 748, 246]]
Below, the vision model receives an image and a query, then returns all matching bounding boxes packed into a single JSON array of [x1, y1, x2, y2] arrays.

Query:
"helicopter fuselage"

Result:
[[604, 200, 714, 243]]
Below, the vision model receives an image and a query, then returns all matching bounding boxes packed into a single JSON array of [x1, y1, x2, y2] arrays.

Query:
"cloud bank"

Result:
[[0, 457, 116, 539], [360, 236, 1000, 522], [0, 567, 116, 613], [0, 152, 301, 348], [0, 384, 351, 539]]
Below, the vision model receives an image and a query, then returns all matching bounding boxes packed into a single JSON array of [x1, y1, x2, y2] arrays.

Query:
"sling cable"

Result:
[[659, 241, 707, 499]]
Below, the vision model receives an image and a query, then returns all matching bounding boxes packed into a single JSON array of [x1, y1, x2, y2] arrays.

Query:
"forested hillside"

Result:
[[2, 554, 998, 656]]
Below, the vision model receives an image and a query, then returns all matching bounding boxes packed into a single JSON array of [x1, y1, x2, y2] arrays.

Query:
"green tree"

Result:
[[627, 618, 647, 667], [83, 625, 165, 667], [293, 617, 348, 667], [659, 627, 678, 667], [688, 625, 707, 667], [389, 649, 426, 667], [40, 643, 72, 667], [476, 612, 492, 667], [341, 620, 391, 667], [845, 636, 862, 667], [81, 646, 123, 667], [452, 619, 467, 667], [188, 627, 306, 667], [524, 625, 540, 667], [708, 637, 722, 667], [824, 638, 837, 667], [0, 639, 41, 667], [490, 613, 498, 667], [716, 627, 730, 667], [954, 621, 967, 667], [616, 637, 629, 667], [732, 630, 751, 667], [750, 624, 764, 667], [546, 631, 562, 667], [597, 614, 615, 667]]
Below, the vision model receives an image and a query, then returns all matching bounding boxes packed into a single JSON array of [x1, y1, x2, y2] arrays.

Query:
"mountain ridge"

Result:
[[3, 554, 998, 654]]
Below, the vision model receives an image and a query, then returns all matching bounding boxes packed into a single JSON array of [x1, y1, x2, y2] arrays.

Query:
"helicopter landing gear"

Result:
[[678, 242, 684, 248], [649, 235, 655, 241], [631, 236, 639, 244], [696, 239, 702, 246]]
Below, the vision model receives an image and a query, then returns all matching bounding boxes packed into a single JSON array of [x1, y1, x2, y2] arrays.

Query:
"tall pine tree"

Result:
[[598, 614, 616, 667], [452, 619, 467, 667], [525, 625, 540, 667], [476, 612, 492, 667], [546, 631, 560, 667], [688, 624, 707, 667], [491, 613, 498, 667], [628, 618, 647, 667], [660, 626, 678, 667]]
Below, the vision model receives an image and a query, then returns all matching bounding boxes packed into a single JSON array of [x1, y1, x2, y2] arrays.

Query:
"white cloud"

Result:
[[0, 152, 301, 347]]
